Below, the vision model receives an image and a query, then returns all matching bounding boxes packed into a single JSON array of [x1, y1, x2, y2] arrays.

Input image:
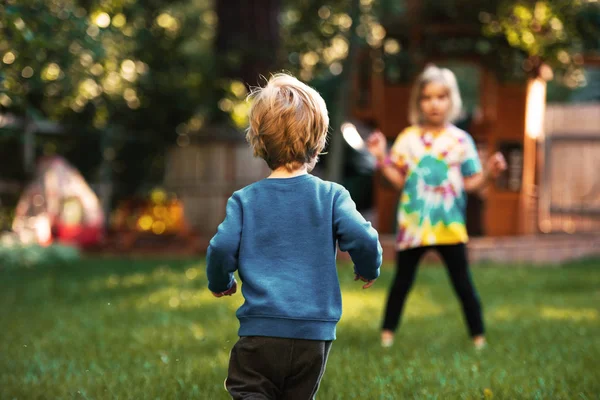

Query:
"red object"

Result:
[[13, 156, 106, 248], [54, 223, 103, 248]]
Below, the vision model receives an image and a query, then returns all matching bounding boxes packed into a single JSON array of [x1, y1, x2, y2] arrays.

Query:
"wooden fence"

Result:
[[164, 142, 270, 236], [539, 104, 600, 233]]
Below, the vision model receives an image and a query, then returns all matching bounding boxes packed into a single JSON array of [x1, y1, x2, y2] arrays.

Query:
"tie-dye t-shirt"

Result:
[[390, 125, 482, 250]]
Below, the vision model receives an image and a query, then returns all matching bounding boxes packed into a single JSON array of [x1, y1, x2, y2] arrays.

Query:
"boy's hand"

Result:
[[212, 280, 238, 298], [354, 273, 376, 289]]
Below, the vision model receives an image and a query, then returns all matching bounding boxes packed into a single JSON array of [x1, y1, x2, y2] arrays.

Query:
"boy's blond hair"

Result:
[[246, 73, 329, 172], [408, 65, 463, 126]]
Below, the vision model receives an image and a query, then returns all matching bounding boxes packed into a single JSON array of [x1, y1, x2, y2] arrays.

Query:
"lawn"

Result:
[[1, 257, 599, 399]]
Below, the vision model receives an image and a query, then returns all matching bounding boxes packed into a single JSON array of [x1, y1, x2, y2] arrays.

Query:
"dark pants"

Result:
[[226, 336, 332, 400], [382, 243, 485, 337]]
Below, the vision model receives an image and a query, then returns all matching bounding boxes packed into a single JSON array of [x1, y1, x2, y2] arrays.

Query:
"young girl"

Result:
[[367, 65, 506, 349]]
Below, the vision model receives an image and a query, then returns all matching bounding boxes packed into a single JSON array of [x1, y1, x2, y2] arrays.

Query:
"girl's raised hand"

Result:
[[366, 130, 387, 160], [486, 152, 507, 179]]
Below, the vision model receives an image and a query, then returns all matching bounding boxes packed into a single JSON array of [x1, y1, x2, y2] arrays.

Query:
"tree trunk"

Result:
[[23, 118, 36, 175], [215, 0, 281, 85], [326, 0, 361, 183]]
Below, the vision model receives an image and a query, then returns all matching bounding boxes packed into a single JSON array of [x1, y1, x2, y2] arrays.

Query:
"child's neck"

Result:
[[268, 165, 308, 179]]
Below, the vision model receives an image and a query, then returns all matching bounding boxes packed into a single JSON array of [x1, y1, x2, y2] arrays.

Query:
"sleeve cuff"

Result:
[[208, 276, 236, 294]]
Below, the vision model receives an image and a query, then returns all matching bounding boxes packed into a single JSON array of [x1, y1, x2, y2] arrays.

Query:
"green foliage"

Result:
[[1, 0, 598, 188], [486, 1, 578, 59], [0, 1, 109, 119], [576, 1, 600, 52], [93, 0, 215, 140], [0, 0, 214, 133], [3, 0, 598, 128], [378, 0, 599, 84], [281, 0, 382, 81], [482, 0, 600, 84], [1, 258, 599, 398], [547, 66, 600, 103], [1, 0, 218, 193]]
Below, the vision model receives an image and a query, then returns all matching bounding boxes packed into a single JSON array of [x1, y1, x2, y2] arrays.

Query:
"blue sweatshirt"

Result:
[[206, 174, 382, 341]]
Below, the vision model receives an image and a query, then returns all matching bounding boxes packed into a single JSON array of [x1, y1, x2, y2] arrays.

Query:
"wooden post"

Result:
[[484, 80, 527, 236], [520, 78, 546, 234]]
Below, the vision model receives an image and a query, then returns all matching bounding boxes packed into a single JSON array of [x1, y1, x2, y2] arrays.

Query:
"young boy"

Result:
[[207, 73, 383, 399]]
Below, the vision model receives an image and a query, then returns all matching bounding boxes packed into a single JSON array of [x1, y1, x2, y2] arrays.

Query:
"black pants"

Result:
[[226, 336, 332, 400], [381, 243, 484, 337]]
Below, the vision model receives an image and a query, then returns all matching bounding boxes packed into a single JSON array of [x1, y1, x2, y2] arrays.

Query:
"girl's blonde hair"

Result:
[[408, 65, 463, 126], [246, 73, 329, 172]]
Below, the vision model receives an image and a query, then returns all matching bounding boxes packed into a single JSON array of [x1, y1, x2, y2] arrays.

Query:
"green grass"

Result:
[[1, 258, 599, 399]]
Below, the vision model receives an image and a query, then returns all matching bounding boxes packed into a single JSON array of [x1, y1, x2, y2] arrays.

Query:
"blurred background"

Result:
[[1, 1, 600, 399], [1, 0, 600, 260]]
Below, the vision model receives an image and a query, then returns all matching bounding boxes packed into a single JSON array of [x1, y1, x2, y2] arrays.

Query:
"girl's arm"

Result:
[[367, 131, 408, 191], [463, 153, 507, 193], [463, 171, 490, 193], [377, 160, 407, 191]]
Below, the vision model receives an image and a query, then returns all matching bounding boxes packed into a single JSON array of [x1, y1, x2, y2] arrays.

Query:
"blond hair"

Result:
[[408, 65, 463, 126], [246, 73, 329, 172]]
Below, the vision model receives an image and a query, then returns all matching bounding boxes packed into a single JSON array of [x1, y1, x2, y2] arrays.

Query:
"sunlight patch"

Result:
[[186, 267, 200, 280], [88, 265, 208, 293], [540, 307, 598, 322], [401, 288, 445, 319], [135, 286, 243, 311], [492, 305, 600, 322], [339, 289, 443, 326], [490, 307, 519, 321], [340, 291, 384, 321], [121, 273, 148, 287], [190, 323, 205, 339]]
